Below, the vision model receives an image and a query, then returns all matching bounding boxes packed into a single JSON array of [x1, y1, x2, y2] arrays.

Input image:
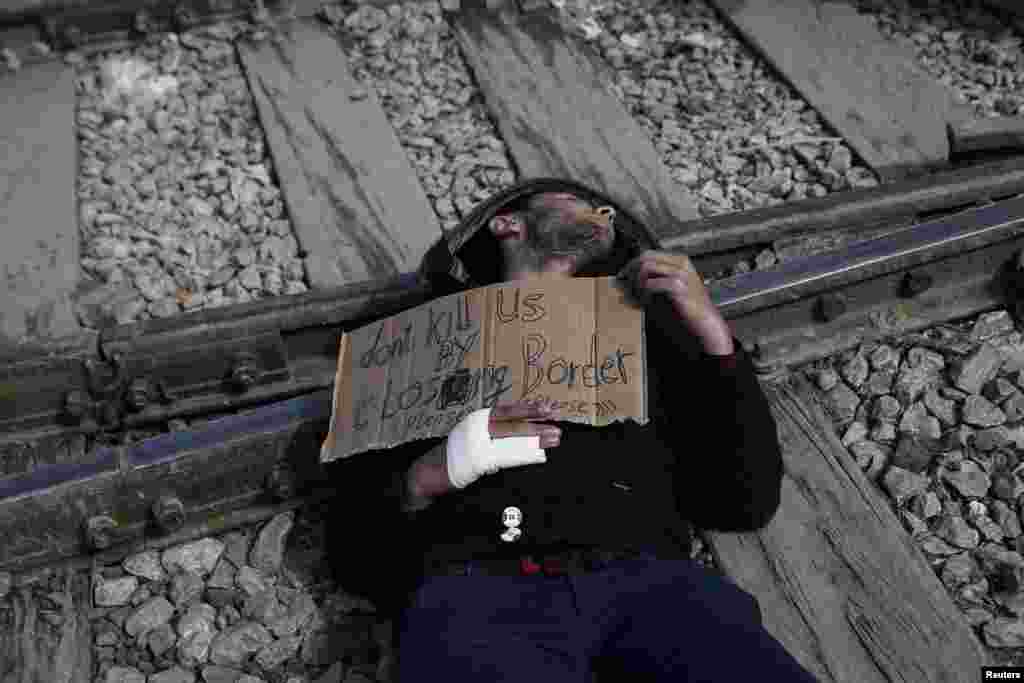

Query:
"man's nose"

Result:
[[590, 206, 615, 230]]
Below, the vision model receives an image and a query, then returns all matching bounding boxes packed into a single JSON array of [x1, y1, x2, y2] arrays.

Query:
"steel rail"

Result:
[[667, 156, 1024, 255], [711, 197, 1024, 313], [0, 0, 321, 49], [711, 196, 1024, 370], [0, 0, 322, 24]]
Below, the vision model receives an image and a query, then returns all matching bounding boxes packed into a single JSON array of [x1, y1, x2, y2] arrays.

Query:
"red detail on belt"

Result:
[[541, 558, 568, 575], [520, 557, 541, 575]]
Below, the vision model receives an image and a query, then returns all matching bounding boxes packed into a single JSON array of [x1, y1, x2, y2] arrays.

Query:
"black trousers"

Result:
[[397, 554, 821, 682]]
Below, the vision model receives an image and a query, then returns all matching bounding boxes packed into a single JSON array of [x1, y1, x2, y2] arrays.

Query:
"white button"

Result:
[[500, 527, 522, 543], [502, 506, 522, 527]]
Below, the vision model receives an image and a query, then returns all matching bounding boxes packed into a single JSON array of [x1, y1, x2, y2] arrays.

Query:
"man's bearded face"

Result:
[[520, 193, 617, 266]]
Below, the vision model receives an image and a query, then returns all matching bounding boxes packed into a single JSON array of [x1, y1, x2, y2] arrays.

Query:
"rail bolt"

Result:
[[60, 24, 83, 49], [64, 390, 89, 422], [100, 401, 121, 427], [901, 271, 933, 298], [43, 16, 60, 45], [152, 495, 186, 534], [126, 378, 151, 412], [230, 357, 261, 392], [134, 9, 156, 35], [154, 379, 177, 404], [814, 294, 847, 323], [266, 464, 296, 501], [83, 515, 119, 550], [174, 3, 199, 30]]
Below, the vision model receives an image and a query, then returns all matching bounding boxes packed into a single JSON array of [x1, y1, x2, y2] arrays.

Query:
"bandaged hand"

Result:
[[445, 400, 562, 490]]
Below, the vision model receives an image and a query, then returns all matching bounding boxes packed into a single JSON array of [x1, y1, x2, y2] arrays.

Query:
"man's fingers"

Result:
[[489, 419, 561, 448], [636, 260, 680, 283], [622, 251, 691, 271], [490, 399, 561, 447], [618, 254, 686, 286], [490, 399, 557, 422], [643, 276, 685, 298]]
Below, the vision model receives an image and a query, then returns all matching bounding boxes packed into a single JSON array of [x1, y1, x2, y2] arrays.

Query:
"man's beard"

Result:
[[523, 208, 615, 267]]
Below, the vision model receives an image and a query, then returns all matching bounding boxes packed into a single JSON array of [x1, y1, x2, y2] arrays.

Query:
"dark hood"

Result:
[[418, 177, 661, 295]]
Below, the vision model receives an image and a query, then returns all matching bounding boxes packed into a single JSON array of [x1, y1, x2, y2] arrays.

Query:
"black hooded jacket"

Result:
[[328, 179, 783, 609]]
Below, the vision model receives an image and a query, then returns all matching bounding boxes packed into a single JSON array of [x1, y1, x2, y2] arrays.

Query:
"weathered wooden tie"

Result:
[[709, 0, 974, 182], [0, 567, 93, 683], [0, 26, 87, 354], [239, 18, 444, 288], [705, 373, 990, 682]]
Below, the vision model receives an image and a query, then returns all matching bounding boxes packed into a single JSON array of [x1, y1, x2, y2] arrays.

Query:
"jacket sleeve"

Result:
[[644, 298, 784, 532], [329, 435, 446, 522], [323, 435, 444, 613]]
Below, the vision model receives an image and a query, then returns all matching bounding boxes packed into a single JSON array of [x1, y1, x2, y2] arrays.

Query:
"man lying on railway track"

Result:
[[328, 178, 820, 683]]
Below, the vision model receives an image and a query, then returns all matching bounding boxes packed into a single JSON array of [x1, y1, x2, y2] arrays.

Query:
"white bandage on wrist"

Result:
[[446, 408, 545, 489]]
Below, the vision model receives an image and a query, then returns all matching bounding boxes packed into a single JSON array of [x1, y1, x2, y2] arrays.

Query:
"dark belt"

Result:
[[423, 547, 663, 578]]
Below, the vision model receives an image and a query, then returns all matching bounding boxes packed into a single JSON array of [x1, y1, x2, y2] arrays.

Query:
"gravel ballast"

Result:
[[802, 308, 1024, 667], [68, 0, 898, 314], [574, 0, 880, 218], [74, 22, 309, 330], [0, 503, 715, 682], [323, 0, 519, 233], [854, 0, 1024, 119], [1, 510, 388, 683]]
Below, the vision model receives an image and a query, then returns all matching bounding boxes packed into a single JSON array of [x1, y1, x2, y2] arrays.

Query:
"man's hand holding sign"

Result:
[[617, 250, 735, 357]]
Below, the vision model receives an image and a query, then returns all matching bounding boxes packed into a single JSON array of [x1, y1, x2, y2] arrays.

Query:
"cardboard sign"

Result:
[[320, 275, 647, 463]]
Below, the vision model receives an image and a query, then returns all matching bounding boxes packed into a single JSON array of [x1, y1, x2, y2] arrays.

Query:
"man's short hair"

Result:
[[418, 179, 658, 294]]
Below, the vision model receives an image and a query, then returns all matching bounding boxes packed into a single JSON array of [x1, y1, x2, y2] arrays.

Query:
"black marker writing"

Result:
[[353, 394, 379, 432], [379, 364, 513, 421], [496, 289, 546, 324], [520, 395, 617, 417], [399, 403, 478, 441], [435, 331, 480, 373], [359, 322, 415, 369], [521, 332, 635, 399], [425, 295, 475, 348]]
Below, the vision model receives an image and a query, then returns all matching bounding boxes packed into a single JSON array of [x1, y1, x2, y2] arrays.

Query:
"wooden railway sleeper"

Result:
[[745, 341, 788, 382]]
